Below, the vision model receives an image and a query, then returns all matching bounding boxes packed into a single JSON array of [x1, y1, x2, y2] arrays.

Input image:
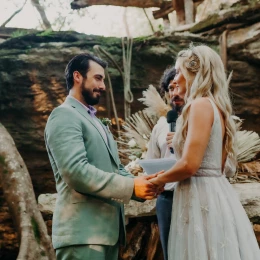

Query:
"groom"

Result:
[[45, 53, 159, 260]]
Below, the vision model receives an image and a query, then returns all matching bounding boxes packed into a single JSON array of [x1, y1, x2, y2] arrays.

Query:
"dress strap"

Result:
[[207, 98, 220, 125]]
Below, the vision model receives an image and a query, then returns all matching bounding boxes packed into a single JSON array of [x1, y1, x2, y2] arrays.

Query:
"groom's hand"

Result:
[[133, 171, 165, 199], [133, 175, 160, 200]]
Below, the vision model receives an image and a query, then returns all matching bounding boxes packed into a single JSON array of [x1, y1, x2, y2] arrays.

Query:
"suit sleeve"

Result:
[[45, 107, 134, 204]]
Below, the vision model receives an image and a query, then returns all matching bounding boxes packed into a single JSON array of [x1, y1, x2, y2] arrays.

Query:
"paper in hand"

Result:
[[139, 158, 176, 175]]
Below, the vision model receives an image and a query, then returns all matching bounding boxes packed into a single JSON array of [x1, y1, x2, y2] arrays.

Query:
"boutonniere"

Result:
[[100, 117, 112, 127]]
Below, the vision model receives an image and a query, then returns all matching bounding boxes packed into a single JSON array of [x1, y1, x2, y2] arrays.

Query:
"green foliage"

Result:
[[10, 30, 29, 38], [158, 24, 164, 32], [36, 29, 54, 37], [0, 155, 6, 166], [31, 217, 41, 244], [135, 35, 150, 42], [134, 151, 142, 158], [0, 155, 8, 174]]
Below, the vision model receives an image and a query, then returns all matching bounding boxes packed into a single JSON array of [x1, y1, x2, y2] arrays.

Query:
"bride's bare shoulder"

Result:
[[190, 98, 213, 112], [188, 98, 214, 122]]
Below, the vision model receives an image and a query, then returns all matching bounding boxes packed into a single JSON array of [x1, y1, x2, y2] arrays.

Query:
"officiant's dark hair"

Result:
[[65, 53, 108, 90], [159, 67, 176, 96]]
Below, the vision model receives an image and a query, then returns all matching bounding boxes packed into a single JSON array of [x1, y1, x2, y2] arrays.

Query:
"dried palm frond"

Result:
[[118, 86, 170, 162], [121, 111, 154, 151], [232, 115, 243, 130], [120, 84, 172, 161], [138, 85, 170, 119], [229, 129, 260, 183], [239, 160, 260, 174], [236, 130, 260, 163]]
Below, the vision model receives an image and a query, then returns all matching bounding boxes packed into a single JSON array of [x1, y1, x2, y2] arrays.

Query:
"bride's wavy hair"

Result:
[[174, 44, 237, 160]]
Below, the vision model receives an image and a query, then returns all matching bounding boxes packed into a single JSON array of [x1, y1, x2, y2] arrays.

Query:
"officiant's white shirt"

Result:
[[146, 116, 176, 191]]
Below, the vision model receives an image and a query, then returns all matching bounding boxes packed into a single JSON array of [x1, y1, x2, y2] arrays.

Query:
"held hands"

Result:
[[166, 132, 175, 151], [148, 170, 165, 186], [133, 172, 164, 200]]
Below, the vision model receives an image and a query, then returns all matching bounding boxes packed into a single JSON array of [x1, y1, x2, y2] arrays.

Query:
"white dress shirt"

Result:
[[146, 116, 176, 191]]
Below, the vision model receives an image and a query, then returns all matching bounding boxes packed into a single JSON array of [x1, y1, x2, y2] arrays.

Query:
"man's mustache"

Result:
[[172, 96, 184, 102], [93, 89, 105, 93]]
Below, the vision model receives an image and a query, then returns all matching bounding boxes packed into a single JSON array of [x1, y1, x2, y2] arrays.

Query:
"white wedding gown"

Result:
[[168, 99, 260, 260]]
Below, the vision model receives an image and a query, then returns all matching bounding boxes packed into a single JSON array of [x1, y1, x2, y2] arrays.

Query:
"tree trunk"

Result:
[[0, 0, 28, 28], [70, 0, 202, 23], [119, 217, 164, 260], [0, 124, 55, 260], [152, 2, 174, 20], [173, 0, 186, 25], [71, 0, 166, 9], [31, 0, 52, 30]]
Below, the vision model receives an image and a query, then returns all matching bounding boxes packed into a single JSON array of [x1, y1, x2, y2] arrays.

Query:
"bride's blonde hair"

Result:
[[174, 44, 237, 160]]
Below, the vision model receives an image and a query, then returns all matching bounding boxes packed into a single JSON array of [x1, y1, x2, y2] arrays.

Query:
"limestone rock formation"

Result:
[[38, 183, 260, 222]]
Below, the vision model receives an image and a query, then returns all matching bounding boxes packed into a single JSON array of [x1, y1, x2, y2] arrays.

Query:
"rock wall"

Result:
[[0, 31, 218, 197]]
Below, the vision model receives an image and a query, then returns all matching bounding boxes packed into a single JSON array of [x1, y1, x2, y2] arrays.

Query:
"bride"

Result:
[[150, 45, 260, 259]]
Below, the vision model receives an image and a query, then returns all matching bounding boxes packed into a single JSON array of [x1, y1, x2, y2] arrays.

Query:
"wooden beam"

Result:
[[71, 0, 166, 9], [152, 1, 174, 19]]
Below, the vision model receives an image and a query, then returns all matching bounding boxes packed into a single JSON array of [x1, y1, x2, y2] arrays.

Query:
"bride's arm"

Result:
[[151, 98, 214, 185]]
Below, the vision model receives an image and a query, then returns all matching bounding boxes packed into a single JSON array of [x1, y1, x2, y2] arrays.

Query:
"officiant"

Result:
[[145, 67, 184, 260]]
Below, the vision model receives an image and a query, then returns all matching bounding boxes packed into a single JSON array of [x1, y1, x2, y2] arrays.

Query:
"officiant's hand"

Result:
[[166, 132, 175, 151]]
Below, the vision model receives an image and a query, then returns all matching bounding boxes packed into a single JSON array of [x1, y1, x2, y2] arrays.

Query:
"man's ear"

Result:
[[73, 71, 82, 85]]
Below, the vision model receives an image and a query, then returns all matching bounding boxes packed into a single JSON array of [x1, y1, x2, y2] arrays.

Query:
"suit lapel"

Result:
[[99, 121, 117, 157], [64, 96, 119, 166]]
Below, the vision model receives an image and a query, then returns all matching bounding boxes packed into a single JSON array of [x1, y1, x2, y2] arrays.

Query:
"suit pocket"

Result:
[[70, 190, 88, 203]]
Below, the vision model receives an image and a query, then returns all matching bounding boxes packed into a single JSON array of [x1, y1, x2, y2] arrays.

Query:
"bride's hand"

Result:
[[145, 170, 164, 181], [148, 170, 165, 186]]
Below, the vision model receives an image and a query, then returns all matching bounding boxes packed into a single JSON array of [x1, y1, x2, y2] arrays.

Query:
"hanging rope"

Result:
[[122, 7, 134, 120], [122, 37, 134, 119], [93, 34, 134, 133], [93, 45, 121, 135]]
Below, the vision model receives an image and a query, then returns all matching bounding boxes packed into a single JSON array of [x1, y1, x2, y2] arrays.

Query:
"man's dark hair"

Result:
[[65, 53, 108, 90], [159, 67, 176, 96]]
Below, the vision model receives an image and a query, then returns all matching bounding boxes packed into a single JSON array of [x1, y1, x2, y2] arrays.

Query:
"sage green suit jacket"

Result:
[[45, 96, 135, 249]]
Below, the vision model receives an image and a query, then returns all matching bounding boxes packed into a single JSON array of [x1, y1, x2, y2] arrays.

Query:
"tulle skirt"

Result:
[[168, 176, 260, 260]]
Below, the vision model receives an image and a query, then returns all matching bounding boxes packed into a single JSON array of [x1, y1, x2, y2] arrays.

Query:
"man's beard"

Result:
[[81, 82, 100, 106], [172, 103, 183, 113], [175, 104, 184, 114], [171, 97, 184, 114]]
